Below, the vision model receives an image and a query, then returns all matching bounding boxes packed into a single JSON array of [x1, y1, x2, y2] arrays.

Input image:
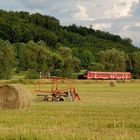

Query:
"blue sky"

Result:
[[0, 0, 140, 47]]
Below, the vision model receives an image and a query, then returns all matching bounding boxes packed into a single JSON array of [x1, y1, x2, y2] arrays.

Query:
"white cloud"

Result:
[[135, 22, 140, 27], [122, 25, 130, 31], [118, 27, 140, 46], [29, 9, 44, 14], [93, 23, 112, 30], [122, 22, 140, 32], [104, 0, 139, 19], [73, 4, 94, 21]]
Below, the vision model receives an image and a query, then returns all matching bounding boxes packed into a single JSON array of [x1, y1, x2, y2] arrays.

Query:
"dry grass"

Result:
[[0, 82, 140, 139]]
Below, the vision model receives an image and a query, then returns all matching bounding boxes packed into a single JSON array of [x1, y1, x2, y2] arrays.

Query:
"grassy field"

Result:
[[0, 81, 140, 140]]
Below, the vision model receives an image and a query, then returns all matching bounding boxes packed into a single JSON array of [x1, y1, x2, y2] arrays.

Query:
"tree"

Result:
[[131, 51, 140, 78], [72, 57, 81, 72], [97, 49, 126, 72], [17, 41, 63, 78], [18, 41, 50, 72], [79, 50, 95, 68], [0, 19, 12, 41], [0, 40, 15, 79], [58, 47, 81, 78], [88, 62, 105, 71]]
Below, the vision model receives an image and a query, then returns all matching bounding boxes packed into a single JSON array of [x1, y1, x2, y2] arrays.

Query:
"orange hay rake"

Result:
[[34, 77, 80, 102]]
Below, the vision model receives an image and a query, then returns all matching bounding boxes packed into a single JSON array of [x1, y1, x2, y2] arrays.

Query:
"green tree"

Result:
[[131, 51, 140, 78], [80, 50, 95, 68], [97, 49, 126, 72], [0, 39, 15, 79], [17, 41, 63, 78], [88, 62, 105, 71], [58, 47, 80, 78], [72, 57, 81, 72], [0, 19, 12, 41]]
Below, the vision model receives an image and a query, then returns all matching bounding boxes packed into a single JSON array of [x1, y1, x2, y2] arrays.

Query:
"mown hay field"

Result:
[[0, 81, 140, 140]]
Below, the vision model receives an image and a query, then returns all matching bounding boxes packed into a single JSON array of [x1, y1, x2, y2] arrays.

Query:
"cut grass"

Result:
[[0, 82, 140, 140]]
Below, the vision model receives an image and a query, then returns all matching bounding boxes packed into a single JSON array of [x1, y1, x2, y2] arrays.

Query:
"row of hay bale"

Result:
[[0, 84, 31, 109]]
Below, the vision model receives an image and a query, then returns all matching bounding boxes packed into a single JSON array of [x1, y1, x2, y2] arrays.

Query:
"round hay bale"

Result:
[[109, 80, 117, 87], [0, 84, 31, 109]]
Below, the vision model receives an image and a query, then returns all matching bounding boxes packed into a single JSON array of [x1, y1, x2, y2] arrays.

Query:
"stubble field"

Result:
[[0, 81, 140, 140]]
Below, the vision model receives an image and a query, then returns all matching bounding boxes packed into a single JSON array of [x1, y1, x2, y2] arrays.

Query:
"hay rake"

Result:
[[34, 77, 80, 102]]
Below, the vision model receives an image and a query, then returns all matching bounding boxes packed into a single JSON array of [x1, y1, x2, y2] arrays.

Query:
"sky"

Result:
[[0, 0, 140, 47]]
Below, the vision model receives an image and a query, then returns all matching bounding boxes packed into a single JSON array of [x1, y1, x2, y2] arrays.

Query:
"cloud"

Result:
[[135, 22, 140, 27], [118, 26, 140, 46], [22, 0, 48, 9], [104, 0, 139, 19], [133, 1, 140, 18], [0, 0, 22, 10], [73, 4, 94, 21], [122, 25, 130, 31], [123, 22, 140, 32], [93, 23, 112, 30]]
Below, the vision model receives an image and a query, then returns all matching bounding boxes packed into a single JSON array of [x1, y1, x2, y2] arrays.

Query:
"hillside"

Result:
[[0, 10, 139, 52], [0, 10, 140, 79]]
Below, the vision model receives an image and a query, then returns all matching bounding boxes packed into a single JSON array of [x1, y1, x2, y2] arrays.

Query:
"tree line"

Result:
[[0, 10, 140, 79]]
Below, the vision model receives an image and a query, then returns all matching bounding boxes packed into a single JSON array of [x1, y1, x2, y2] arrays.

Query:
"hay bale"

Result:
[[0, 84, 31, 109], [109, 80, 117, 87]]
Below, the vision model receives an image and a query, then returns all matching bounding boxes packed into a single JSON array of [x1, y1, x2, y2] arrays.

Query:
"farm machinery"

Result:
[[34, 76, 80, 102]]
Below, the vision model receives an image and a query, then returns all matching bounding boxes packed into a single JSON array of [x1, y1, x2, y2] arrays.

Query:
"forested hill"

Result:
[[0, 10, 139, 52], [0, 10, 140, 79]]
